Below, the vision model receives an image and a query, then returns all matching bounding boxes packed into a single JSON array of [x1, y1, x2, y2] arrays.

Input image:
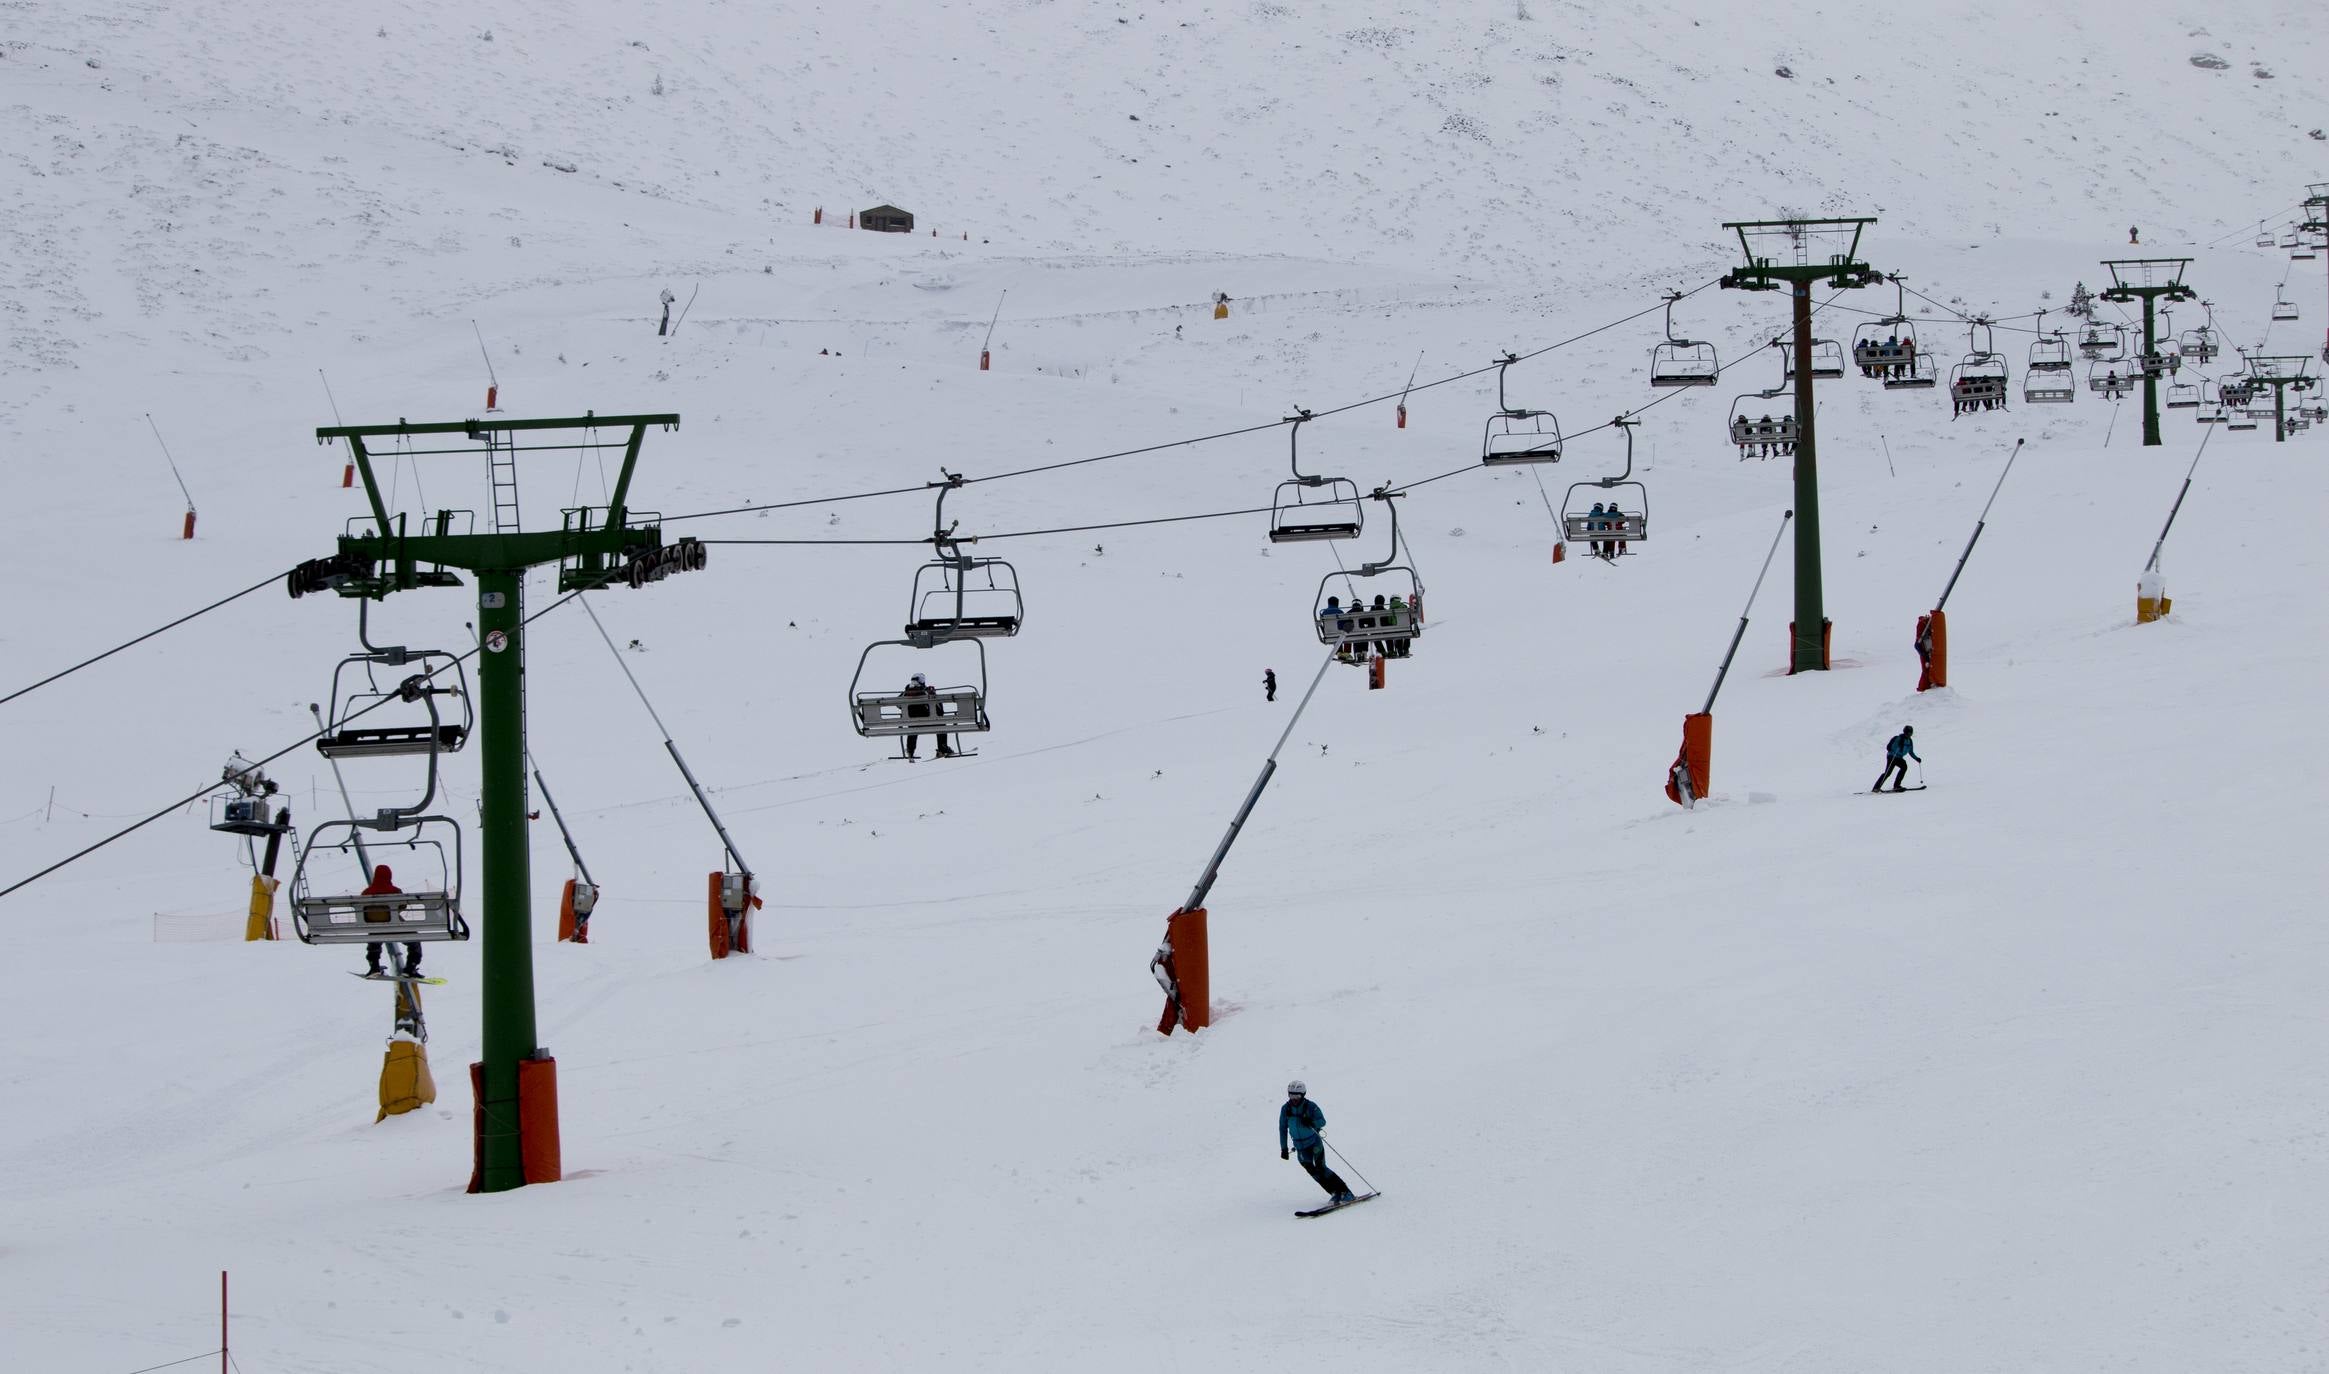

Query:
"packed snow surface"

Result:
[[4, 2, 2327, 1371]]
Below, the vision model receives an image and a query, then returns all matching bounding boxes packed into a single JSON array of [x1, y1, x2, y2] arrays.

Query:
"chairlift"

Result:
[[1269, 410, 1365, 540], [2077, 322, 2125, 360], [2294, 240, 2319, 262], [2027, 332, 2073, 372], [2087, 363, 2133, 399], [1648, 292, 1719, 387], [2164, 381, 2201, 410], [2256, 224, 2278, 248], [1726, 389, 1797, 459], [1852, 275, 1923, 384], [1559, 418, 1648, 555], [905, 473, 1023, 640], [2024, 369, 2074, 405], [1480, 355, 1565, 465], [1312, 490, 1425, 662], [1781, 338, 1847, 382], [314, 605, 471, 760], [848, 636, 991, 755], [2270, 292, 2299, 323], [2226, 408, 2259, 432], [289, 815, 469, 949], [1949, 324, 2009, 413], [2179, 325, 2219, 364]]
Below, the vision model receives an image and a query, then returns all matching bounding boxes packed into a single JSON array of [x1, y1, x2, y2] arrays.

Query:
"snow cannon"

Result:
[[558, 878, 598, 944], [2136, 568, 2171, 623], [1914, 610, 1948, 691]]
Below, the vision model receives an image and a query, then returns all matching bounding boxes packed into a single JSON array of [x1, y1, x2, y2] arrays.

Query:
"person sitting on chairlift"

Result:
[[1387, 596, 1411, 655], [1607, 502, 1628, 558], [900, 672, 952, 760], [361, 864, 420, 978]]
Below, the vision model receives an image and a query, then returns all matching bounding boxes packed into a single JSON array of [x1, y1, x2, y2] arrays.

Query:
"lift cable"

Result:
[[659, 279, 1723, 525], [0, 590, 582, 904], [0, 564, 296, 709]]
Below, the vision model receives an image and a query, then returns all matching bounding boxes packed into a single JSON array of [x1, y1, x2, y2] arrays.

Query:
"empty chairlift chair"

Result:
[[1269, 410, 1365, 540], [906, 474, 1023, 641], [1781, 338, 1848, 382], [2271, 292, 2300, 323], [1479, 354, 1565, 465], [2164, 381, 2201, 410], [314, 634, 472, 760], [1647, 292, 1719, 387]]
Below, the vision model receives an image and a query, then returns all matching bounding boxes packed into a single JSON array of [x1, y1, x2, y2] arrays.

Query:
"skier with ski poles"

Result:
[[1279, 1081, 1355, 1204], [1872, 725, 1920, 793]]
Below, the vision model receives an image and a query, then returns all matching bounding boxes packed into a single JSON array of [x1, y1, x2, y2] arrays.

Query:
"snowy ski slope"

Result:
[[4, 3, 2328, 1371]]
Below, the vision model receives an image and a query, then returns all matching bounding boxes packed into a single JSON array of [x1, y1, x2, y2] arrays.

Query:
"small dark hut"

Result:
[[860, 204, 914, 233]]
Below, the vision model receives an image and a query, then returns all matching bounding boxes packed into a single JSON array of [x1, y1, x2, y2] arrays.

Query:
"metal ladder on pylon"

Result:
[[487, 432, 522, 534]]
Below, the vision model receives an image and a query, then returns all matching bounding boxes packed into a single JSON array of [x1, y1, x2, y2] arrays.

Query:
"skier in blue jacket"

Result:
[[1278, 1081, 1354, 1203], [1872, 725, 1920, 792]]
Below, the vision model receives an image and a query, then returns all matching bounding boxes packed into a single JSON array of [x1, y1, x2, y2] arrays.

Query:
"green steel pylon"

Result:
[[1720, 217, 1883, 674], [2098, 260, 2197, 448], [306, 413, 698, 1193]]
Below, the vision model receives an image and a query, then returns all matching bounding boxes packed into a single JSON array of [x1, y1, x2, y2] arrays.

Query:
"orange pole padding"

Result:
[[1551, 542, 1566, 565], [849, 212, 856, 229], [1154, 907, 1210, 1033], [1213, 301, 1229, 320], [518, 1056, 562, 1185], [485, 384, 498, 412], [707, 870, 730, 960], [181, 509, 196, 540], [245, 874, 279, 941], [979, 350, 991, 371], [1396, 402, 1407, 429], [1664, 712, 1712, 807], [377, 1037, 436, 1121], [341, 461, 354, 489], [814, 207, 823, 224], [557, 878, 583, 943], [1786, 619, 1834, 674], [1915, 610, 1949, 691], [466, 1062, 488, 1192], [1368, 655, 1387, 690]]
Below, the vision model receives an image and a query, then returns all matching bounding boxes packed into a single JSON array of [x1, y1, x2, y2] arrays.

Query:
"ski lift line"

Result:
[[144, 413, 198, 514], [0, 591, 581, 904], [658, 280, 1723, 525], [2204, 203, 2304, 248], [0, 564, 294, 708], [308, 700, 376, 882]]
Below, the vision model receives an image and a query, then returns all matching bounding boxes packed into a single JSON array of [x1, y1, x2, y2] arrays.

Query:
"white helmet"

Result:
[[910, 672, 927, 685], [1286, 1080, 1306, 1095]]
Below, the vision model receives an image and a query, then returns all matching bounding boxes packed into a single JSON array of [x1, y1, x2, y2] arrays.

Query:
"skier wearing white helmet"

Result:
[[1278, 1081, 1353, 1204]]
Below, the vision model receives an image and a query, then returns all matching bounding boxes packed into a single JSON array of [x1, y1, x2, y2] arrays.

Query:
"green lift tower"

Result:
[[2098, 259, 2197, 448], [305, 412, 699, 1193], [1720, 217, 1883, 673], [2240, 354, 2318, 443]]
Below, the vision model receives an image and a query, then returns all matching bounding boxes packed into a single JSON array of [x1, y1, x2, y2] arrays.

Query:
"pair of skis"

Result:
[[1296, 1191, 1381, 1218]]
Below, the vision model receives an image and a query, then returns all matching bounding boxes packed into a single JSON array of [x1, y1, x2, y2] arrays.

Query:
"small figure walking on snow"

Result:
[[1279, 1081, 1355, 1205], [1263, 668, 1277, 702], [2128, 225, 2140, 245], [659, 287, 677, 336], [1872, 725, 1921, 793]]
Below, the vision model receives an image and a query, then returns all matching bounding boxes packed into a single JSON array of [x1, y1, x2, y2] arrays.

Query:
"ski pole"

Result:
[[1322, 1139, 1377, 1195]]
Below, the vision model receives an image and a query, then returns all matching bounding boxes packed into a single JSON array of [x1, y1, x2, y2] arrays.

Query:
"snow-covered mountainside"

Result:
[[4, 3, 2326, 1371]]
